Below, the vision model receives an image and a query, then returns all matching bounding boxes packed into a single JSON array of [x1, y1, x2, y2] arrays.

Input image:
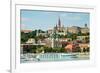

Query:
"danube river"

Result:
[[20, 53, 89, 63]]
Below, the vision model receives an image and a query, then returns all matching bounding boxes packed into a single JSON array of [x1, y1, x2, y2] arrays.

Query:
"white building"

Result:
[[26, 38, 35, 44]]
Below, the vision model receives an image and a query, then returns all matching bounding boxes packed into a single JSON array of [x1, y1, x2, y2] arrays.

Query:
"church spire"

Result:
[[58, 17, 61, 28]]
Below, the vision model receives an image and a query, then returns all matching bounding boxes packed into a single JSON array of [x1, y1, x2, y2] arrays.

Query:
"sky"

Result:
[[21, 10, 90, 31]]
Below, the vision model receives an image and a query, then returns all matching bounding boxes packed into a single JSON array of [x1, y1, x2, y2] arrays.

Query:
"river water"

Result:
[[20, 53, 89, 63]]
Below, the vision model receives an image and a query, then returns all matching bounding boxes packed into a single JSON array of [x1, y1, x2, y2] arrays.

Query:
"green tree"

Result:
[[71, 34, 77, 41], [21, 32, 28, 43]]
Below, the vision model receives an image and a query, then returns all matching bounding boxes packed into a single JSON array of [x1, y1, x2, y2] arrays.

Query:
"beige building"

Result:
[[77, 35, 89, 40], [81, 27, 89, 34], [67, 26, 80, 34], [26, 38, 35, 44], [79, 43, 89, 52]]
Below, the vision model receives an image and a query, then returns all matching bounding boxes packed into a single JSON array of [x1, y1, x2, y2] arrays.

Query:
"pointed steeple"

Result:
[[58, 17, 61, 28]]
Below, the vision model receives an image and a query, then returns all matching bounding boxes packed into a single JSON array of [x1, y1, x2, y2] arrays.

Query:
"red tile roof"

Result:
[[21, 30, 32, 33]]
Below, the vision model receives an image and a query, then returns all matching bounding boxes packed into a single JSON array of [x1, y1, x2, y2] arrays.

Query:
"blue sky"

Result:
[[21, 10, 90, 31]]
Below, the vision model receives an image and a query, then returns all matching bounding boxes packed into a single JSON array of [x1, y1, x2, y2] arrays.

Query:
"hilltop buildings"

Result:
[[47, 18, 89, 36], [21, 17, 90, 53]]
